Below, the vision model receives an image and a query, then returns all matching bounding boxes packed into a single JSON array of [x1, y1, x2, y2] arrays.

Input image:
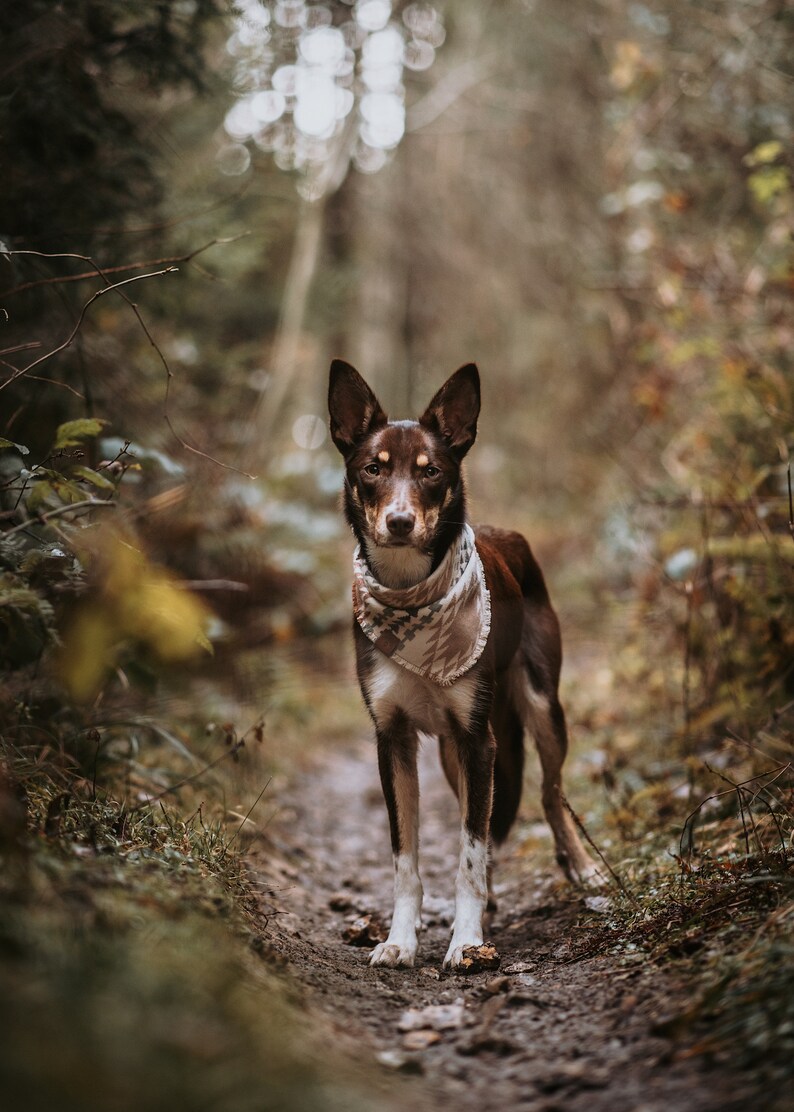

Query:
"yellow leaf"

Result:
[[743, 140, 783, 167], [57, 604, 118, 703]]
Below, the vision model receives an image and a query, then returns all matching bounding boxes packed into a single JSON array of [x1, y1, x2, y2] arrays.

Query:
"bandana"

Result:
[[352, 524, 491, 686]]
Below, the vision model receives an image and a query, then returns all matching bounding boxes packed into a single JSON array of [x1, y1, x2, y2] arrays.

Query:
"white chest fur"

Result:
[[364, 541, 433, 589], [366, 652, 480, 737]]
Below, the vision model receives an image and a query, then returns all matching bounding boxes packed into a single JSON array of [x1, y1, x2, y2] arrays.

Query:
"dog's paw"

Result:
[[370, 940, 417, 968], [443, 937, 483, 970], [557, 848, 607, 888], [570, 857, 608, 888]]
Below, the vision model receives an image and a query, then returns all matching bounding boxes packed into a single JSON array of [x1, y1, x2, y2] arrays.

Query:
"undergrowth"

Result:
[[0, 711, 387, 1112], [566, 722, 794, 1087]]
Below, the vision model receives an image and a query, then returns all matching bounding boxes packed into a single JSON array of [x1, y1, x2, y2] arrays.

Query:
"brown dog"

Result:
[[329, 360, 598, 969]]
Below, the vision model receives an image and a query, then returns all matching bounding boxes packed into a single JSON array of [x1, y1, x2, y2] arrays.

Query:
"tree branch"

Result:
[[2, 498, 117, 538], [407, 56, 497, 132], [1, 248, 256, 480], [0, 266, 179, 392], [1, 236, 249, 299]]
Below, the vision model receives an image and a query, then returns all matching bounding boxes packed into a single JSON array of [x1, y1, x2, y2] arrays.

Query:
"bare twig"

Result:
[[680, 763, 792, 858], [105, 266, 256, 478], [2, 248, 256, 480], [17, 374, 86, 399], [220, 777, 272, 861], [682, 580, 695, 743], [0, 342, 42, 356], [2, 498, 117, 538], [130, 741, 246, 813], [1, 236, 248, 298], [787, 462, 793, 544], [0, 266, 179, 391], [175, 579, 249, 592], [560, 793, 636, 902]]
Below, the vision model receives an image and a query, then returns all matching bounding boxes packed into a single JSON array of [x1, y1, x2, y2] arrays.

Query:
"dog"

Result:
[[328, 360, 599, 970]]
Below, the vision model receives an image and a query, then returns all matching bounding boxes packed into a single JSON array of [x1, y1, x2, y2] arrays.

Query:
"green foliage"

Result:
[[0, 573, 57, 667], [52, 417, 107, 451], [596, 0, 794, 748], [0, 438, 29, 455]]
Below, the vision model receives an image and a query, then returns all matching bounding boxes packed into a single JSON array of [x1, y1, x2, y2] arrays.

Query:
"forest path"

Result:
[[247, 730, 756, 1112]]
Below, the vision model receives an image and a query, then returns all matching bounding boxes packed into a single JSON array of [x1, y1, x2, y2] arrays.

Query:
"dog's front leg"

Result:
[[444, 719, 496, 970], [370, 710, 422, 968]]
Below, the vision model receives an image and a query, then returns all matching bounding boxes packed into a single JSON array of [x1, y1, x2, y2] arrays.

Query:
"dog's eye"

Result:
[[363, 463, 380, 477], [424, 465, 441, 479]]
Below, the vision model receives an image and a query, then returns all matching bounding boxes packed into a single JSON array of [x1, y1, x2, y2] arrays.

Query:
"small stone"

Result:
[[341, 915, 387, 947], [398, 1002, 466, 1032], [329, 892, 355, 912], [504, 960, 534, 974], [375, 1049, 424, 1075]]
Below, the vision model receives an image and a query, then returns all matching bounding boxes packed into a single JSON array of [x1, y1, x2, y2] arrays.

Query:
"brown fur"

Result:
[[329, 360, 598, 969]]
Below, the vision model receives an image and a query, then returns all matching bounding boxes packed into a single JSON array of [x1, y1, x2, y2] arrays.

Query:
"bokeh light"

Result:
[[223, 0, 446, 194], [292, 413, 327, 449]]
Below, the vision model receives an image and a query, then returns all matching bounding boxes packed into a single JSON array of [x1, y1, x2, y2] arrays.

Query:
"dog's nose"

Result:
[[386, 512, 416, 538]]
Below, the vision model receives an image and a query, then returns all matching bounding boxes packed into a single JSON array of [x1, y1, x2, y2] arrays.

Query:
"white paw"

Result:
[[443, 937, 482, 970], [370, 940, 417, 968]]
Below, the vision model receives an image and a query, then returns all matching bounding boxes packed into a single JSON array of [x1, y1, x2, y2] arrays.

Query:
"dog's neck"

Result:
[[363, 541, 433, 589]]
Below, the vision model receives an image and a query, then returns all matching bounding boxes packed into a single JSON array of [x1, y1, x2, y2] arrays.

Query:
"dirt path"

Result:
[[247, 738, 755, 1112]]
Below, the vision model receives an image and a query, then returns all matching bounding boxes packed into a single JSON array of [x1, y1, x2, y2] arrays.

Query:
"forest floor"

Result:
[[246, 722, 766, 1112], [4, 600, 790, 1112]]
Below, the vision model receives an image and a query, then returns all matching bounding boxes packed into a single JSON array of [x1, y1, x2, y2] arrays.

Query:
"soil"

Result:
[[247, 736, 762, 1112]]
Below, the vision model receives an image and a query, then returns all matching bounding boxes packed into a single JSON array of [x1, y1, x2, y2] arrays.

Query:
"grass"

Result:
[[1, 596, 791, 1109], [556, 652, 794, 1091], [0, 685, 397, 1112]]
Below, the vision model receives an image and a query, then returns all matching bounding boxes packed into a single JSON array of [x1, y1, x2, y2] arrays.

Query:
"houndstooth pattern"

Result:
[[352, 525, 491, 686]]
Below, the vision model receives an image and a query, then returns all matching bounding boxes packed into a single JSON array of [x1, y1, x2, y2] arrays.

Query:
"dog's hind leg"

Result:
[[370, 710, 423, 968], [524, 685, 601, 884], [517, 598, 601, 885]]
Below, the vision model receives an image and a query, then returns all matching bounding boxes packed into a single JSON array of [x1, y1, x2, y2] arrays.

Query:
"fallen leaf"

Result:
[[504, 960, 534, 974], [402, 1029, 442, 1050], [584, 895, 612, 914]]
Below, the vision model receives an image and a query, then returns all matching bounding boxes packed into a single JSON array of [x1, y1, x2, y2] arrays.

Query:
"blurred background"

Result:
[[3, 0, 791, 742], [1, 1, 793, 1105]]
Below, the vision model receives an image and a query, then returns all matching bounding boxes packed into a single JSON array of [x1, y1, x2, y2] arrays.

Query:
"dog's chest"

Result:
[[363, 652, 480, 737]]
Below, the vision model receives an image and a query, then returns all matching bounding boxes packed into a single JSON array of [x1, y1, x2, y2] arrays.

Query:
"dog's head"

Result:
[[328, 360, 480, 580]]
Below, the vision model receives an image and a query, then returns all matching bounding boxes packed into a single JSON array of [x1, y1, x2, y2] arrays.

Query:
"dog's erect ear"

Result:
[[419, 363, 480, 458], [328, 360, 387, 456]]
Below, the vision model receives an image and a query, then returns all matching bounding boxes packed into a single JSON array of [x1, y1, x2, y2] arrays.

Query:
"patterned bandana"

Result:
[[352, 524, 491, 687]]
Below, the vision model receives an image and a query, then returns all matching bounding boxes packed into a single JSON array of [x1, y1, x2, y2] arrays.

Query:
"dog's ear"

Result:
[[420, 363, 480, 458], [328, 360, 387, 456]]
